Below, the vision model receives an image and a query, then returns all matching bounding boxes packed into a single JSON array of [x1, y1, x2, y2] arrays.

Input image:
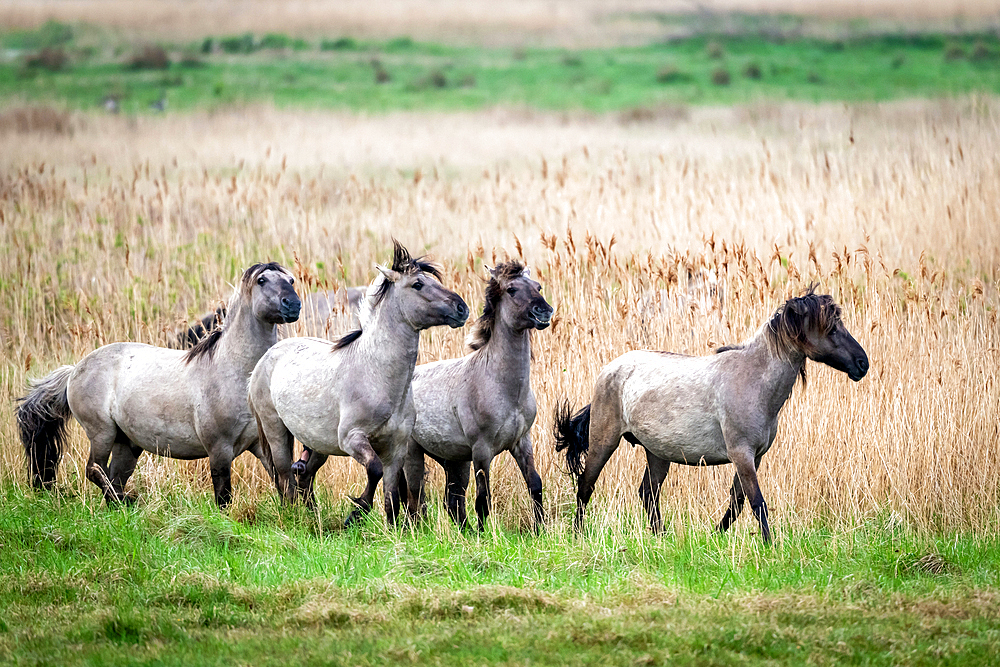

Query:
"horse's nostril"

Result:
[[858, 357, 869, 371]]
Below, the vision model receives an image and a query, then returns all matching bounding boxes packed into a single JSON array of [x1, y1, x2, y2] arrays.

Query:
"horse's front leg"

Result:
[[382, 443, 407, 528], [207, 444, 235, 508], [341, 430, 382, 527], [722, 446, 770, 543], [510, 434, 544, 532], [471, 444, 494, 531]]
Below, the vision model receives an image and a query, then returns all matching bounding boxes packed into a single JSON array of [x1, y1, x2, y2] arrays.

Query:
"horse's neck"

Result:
[[475, 322, 532, 399], [358, 301, 421, 392], [744, 333, 805, 419], [217, 297, 278, 374]]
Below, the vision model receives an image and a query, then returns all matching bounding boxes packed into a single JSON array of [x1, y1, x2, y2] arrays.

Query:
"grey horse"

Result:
[[554, 287, 869, 543], [248, 242, 468, 525], [17, 263, 301, 507], [402, 261, 553, 531]]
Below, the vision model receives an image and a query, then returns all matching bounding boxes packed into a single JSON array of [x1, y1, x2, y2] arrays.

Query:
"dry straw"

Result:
[[1, 98, 997, 537]]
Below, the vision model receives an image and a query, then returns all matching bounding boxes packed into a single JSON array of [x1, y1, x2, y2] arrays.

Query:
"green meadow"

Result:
[[2, 22, 1000, 113], [3, 490, 999, 666]]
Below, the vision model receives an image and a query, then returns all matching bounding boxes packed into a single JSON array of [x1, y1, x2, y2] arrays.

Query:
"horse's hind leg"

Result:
[[402, 439, 428, 522], [510, 435, 544, 532], [443, 459, 470, 529], [108, 439, 143, 504], [574, 394, 625, 531], [296, 450, 329, 510], [250, 395, 297, 504], [82, 423, 126, 504], [639, 450, 670, 533]]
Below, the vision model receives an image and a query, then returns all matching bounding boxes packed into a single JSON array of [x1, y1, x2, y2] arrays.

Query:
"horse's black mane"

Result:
[[333, 328, 363, 350], [184, 262, 287, 364], [467, 260, 525, 351], [184, 326, 224, 363], [764, 284, 842, 385], [712, 286, 842, 385], [334, 240, 441, 351]]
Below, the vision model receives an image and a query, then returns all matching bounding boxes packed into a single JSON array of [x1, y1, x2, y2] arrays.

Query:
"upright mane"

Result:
[[466, 260, 525, 351], [762, 285, 843, 385], [334, 240, 441, 350], [185, 262, 286, 363]]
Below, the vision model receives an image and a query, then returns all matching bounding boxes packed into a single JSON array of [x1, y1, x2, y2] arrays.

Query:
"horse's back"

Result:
[[602, 349, 729, 465]]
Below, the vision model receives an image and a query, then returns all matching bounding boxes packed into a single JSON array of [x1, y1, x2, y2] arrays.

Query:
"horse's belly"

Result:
[[411, 412, 470, 460], [113, 383, 207, 459], [631, 419, 728, 466]]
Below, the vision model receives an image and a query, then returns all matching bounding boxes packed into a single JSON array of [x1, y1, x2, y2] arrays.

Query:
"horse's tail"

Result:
[[16, 365, 75, 489], [553, 400, 591, 483]]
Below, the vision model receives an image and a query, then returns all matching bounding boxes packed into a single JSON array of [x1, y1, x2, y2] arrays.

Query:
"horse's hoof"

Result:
[[343, 510, 363, 527]]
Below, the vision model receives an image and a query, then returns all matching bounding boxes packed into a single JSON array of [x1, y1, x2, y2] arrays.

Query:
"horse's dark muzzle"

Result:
[[531, 304, 554, 329], [280, 297, 302, 323], [447, 297, 470, 328], [849, 354, 869, 382]]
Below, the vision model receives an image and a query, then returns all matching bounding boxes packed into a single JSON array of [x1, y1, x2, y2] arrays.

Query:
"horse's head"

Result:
[[488, 262, 553, 332], [243, 263, 301, 325], [371, 241, 468, 331], [771, 288, 869, 382]]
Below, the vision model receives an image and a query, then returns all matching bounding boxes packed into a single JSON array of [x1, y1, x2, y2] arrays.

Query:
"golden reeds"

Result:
[[1, 98, 997, 536]]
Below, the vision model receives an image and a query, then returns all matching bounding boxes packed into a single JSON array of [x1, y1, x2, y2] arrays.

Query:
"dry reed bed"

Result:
[[1, 99, 997, 536]]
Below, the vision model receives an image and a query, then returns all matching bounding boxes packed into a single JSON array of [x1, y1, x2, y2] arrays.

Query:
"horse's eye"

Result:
[[257, 277, 266, 285], [289, 278, 295, 285], [413, 281, 424, 291], [506, 287, 517, 296]]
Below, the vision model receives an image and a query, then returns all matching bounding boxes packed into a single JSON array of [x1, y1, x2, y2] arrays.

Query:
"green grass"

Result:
[[2, 27, 1000, 113], [2, 486, 999, 665]]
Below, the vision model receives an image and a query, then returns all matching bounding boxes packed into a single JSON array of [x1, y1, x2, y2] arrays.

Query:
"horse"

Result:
[[171, 286, 365, 348], [17, 263, 301, 507], [554, 287, 868, 543], [400, 261, 553, 531], [248, 241, 469, 526]]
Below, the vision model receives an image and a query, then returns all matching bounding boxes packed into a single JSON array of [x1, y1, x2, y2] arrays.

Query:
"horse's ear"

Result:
[[375, 263, 401, 283], [521, 265, 531, 278], [485, 265, 497, 279]]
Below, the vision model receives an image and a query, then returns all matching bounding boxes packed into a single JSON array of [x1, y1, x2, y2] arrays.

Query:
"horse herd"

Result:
[[17, 241, 869, 542]]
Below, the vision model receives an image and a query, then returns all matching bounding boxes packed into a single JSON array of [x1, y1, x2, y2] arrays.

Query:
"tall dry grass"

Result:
[[1, 98, 997, 537]]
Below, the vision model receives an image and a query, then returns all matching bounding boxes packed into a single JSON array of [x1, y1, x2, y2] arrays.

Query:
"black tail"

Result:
[[553, 401, 591, 482], [16, 365, 75, 489]]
